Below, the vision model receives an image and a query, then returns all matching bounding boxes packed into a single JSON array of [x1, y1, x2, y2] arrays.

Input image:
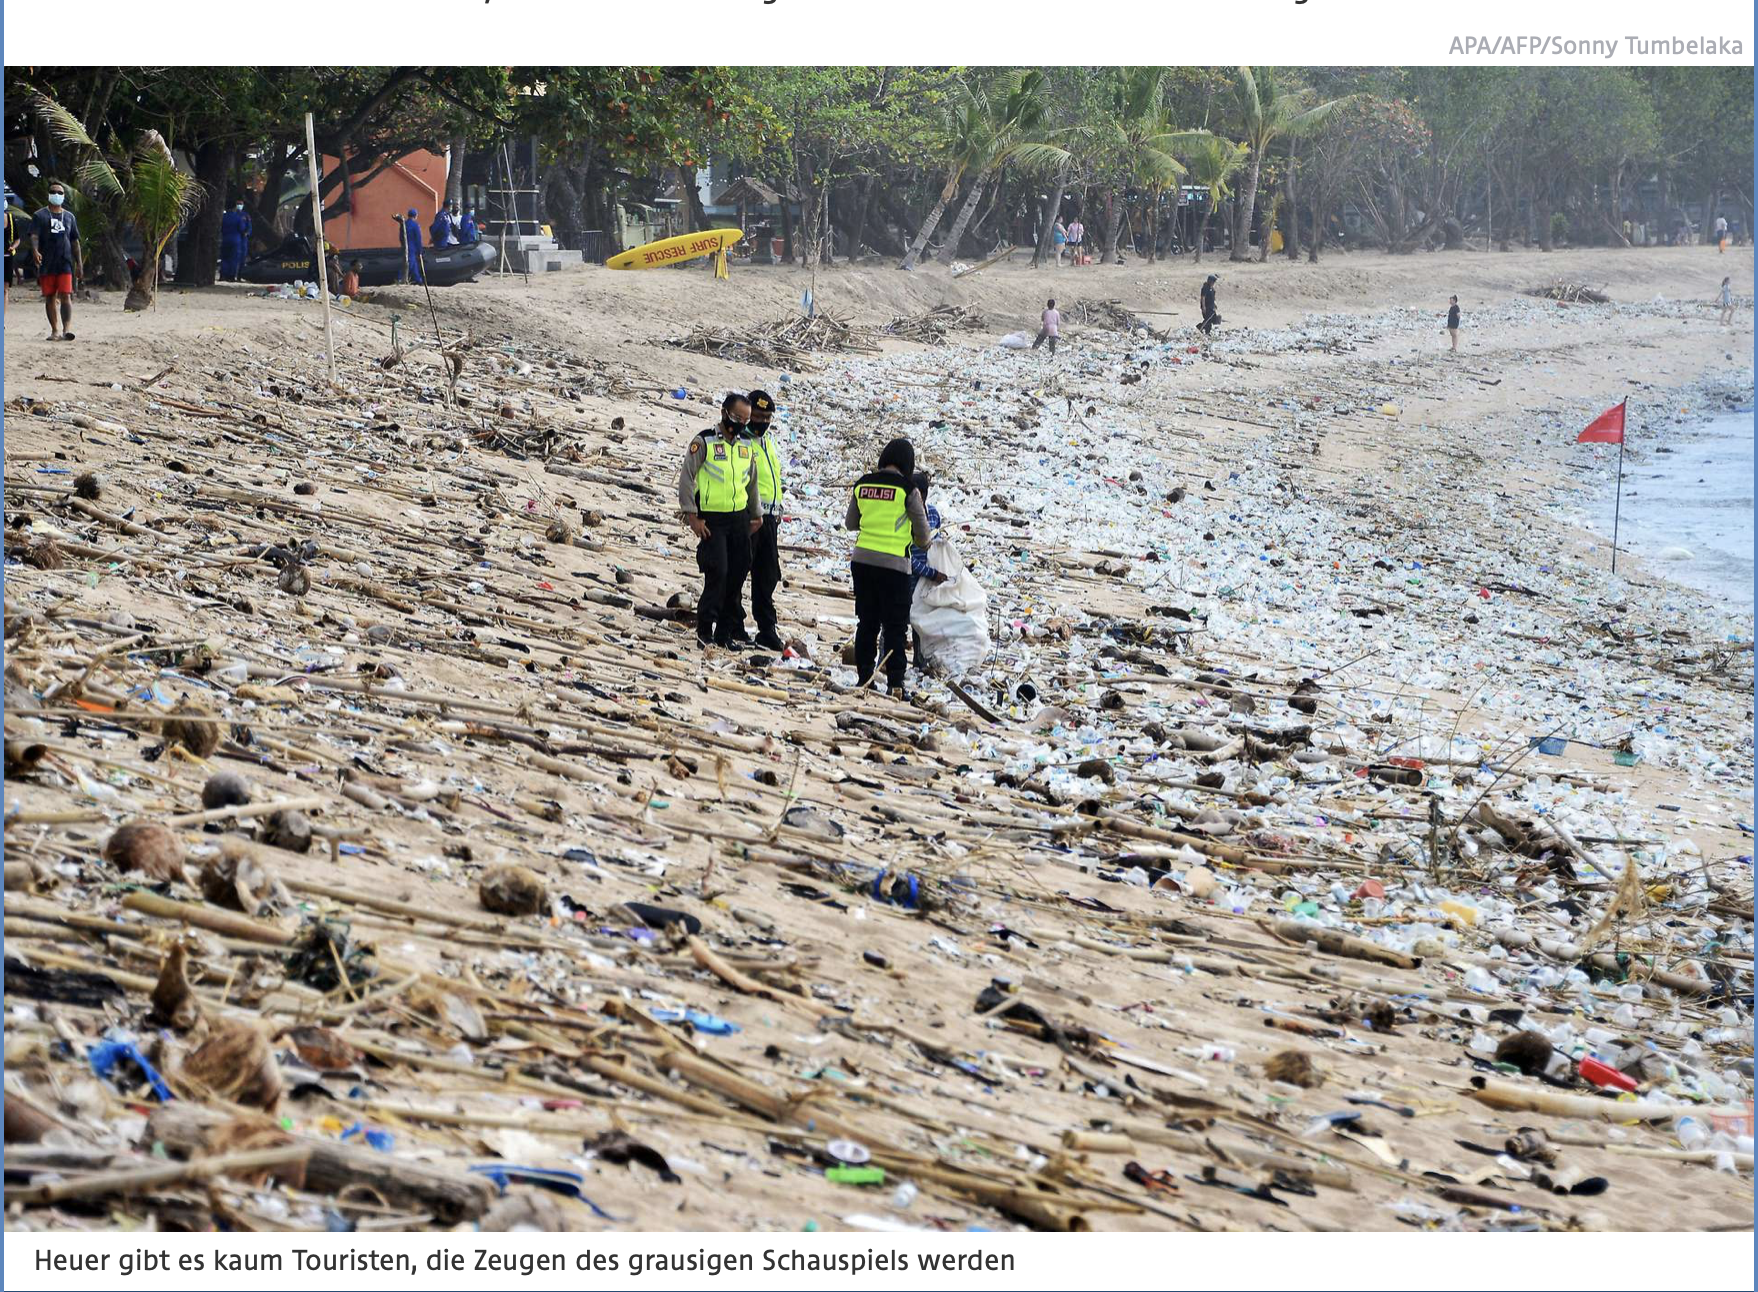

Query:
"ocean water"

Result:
[[1613, 411, 1754, 611]]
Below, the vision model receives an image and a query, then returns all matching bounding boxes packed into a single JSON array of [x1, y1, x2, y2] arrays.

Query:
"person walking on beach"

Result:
[[1718, 276, 1735, 326], [1052, 219, 1068, 267], [1714, 213, 1728, 253], [1446, 295, 1461, 352], [30, 179, 81, 341], [1033, 298, 1060, 355], [401, 209, 425, 285], [1197, 273, 1218, 336], [1066, 217, 1084, 266], [743, 389, 787, 652], [679, 393, 762, 649], [845, 438, 930, 696]]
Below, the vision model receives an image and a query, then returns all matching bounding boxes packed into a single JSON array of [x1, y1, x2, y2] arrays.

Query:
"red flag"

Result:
[[1577, 400, 1626, 444]]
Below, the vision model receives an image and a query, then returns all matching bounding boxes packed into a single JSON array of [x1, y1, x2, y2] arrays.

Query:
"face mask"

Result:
[[236, 204, 244, 211], [47, 192, 64, 206], [748, 419, 771, 435]]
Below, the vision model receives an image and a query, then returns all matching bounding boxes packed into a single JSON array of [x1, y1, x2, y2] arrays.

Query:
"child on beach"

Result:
[[1718, 277, 1734, 326], [1032, 299, 1060, 355], [1446, 295, 1461, 352]]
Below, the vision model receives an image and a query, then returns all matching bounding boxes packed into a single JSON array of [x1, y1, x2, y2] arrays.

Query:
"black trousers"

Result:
[[1198, 308, 1216, 335], [852, 561, 912, 689], [750, 514, 781, 633], [696, 512, 751, 642]]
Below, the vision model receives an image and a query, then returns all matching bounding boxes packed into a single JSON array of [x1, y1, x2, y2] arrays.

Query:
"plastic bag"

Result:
[[998, 331, 1032, 350], [911, 536, 990, 676]]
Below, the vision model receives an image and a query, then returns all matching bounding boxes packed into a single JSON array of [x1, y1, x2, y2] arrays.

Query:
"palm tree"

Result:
[[1089, 69, 1208, 264], [934, 70, 1068, 265], [1227, 67, 1342, 263], [1180, 137, 1248, 264], [31, 91, 205, 312], [899, 85, 991, 271]]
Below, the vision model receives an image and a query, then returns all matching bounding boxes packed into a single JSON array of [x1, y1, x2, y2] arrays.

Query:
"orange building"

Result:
[[321, 148, 447, 250]]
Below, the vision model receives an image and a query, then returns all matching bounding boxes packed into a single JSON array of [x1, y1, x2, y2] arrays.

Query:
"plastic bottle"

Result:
[[1674, 1115, 1708, 1150], [890, 1181, 918, 1210]]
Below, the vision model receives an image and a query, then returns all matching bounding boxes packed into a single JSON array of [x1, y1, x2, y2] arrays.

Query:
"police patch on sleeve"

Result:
[[688, 437, 704, 454]]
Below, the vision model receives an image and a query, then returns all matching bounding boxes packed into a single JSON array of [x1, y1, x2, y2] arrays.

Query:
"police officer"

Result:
[[678, 393, 762, 648], [844, 437, 930, 695], [743, 389, 786, 651]]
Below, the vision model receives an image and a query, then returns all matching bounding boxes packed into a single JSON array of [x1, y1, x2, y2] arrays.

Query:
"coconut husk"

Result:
[[160, 699, 222, 759], [478, 864, 547, 917], [181, 1019, 281, 1111], [278, 1025, 361, 1072], [199, 851, 292, 916], [147, 941, 201, 1032], [1263, 1048, 1323, 1088], [255, 808, 313, 854], [102, 821, 188, 882], [200, 771, 251, 810]]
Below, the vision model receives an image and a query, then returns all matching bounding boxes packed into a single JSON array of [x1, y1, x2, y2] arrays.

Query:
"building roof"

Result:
[[713, 176, 781, 207]]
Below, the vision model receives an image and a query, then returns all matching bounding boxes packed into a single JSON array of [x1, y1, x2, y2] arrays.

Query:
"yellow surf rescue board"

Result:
[[606, 228, 743, 278]]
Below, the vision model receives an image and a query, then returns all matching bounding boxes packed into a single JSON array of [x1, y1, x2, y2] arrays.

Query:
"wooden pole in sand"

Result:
[[1611, 399, 1628, 573], [303, 113, 338, 388]]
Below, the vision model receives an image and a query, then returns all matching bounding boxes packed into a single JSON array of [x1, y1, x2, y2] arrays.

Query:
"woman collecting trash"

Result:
[[845, 438, 931, 696]]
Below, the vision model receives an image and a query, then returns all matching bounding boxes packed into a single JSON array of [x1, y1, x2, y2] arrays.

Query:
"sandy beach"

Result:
[[2, 243, 1751, 1234]]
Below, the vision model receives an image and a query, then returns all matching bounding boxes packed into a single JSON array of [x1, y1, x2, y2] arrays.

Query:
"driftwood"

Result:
[[146, 1103, 494, 1221], [1269, 919, 1422, 969], [1465, 1077, 1750, 1123]]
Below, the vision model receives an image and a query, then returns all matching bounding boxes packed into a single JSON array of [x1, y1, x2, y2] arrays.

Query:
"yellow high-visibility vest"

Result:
[[696, 433, 754, 513], [853, 475, 909, 558]]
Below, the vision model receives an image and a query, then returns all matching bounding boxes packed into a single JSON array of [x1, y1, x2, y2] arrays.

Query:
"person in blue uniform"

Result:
[[219, 201, 251, 280], [460, 208, 479, 243], [402, 209, 425, 285]]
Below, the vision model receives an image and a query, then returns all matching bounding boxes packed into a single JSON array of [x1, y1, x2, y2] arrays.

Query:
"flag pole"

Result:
[[1611, 399, 1627, 573]]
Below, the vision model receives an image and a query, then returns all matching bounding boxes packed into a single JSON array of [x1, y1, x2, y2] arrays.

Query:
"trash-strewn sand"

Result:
[[2, 245, 1751, 1234]]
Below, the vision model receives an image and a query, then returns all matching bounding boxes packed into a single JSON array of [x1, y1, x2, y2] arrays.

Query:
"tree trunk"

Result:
[[849, 176, 876, 259], [901, 168, 960, 270], [1307, 187, 1323, 263], [445, 136, 466, 207], [1283, 154, 1301, 260], [1033, 168, 1068, 268], [1146, 194, 1160, 265], [1231, 147, 1263, 261], [1194, 203, 1210, 264], [684, 167, 709, 234], [186, 139, 232, 289], [124, 253, 159, 312], [1101, 187, 1124, 264], [779, 191, 796, 263], [937, 168, 990, 264], [1701, 185, 1717, 244], [91, 225, 132, 294]]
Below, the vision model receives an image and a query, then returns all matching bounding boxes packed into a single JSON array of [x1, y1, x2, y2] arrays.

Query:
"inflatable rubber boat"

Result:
[[240, 235, 495, 288]]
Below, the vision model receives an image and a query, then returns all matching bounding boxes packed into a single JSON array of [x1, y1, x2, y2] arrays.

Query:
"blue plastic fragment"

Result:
[[88, 1040, 174, 1101], [340, 1122, 395, 1151], [467, 1165, 618, 1220], [651, 1008, 740, 1036]]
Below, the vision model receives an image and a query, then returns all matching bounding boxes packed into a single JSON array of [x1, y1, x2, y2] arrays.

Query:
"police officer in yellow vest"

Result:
[[742, 389, 786, 651], [677, 393, 762, 648], [843, 437, 930, 695]]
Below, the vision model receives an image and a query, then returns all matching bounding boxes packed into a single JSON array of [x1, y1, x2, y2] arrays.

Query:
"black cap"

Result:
[[721, 391, 750, 414], [747, 390, 774, 415]]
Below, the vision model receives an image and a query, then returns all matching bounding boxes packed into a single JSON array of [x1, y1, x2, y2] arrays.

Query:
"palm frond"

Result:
[[29, 90, 124, 203]]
